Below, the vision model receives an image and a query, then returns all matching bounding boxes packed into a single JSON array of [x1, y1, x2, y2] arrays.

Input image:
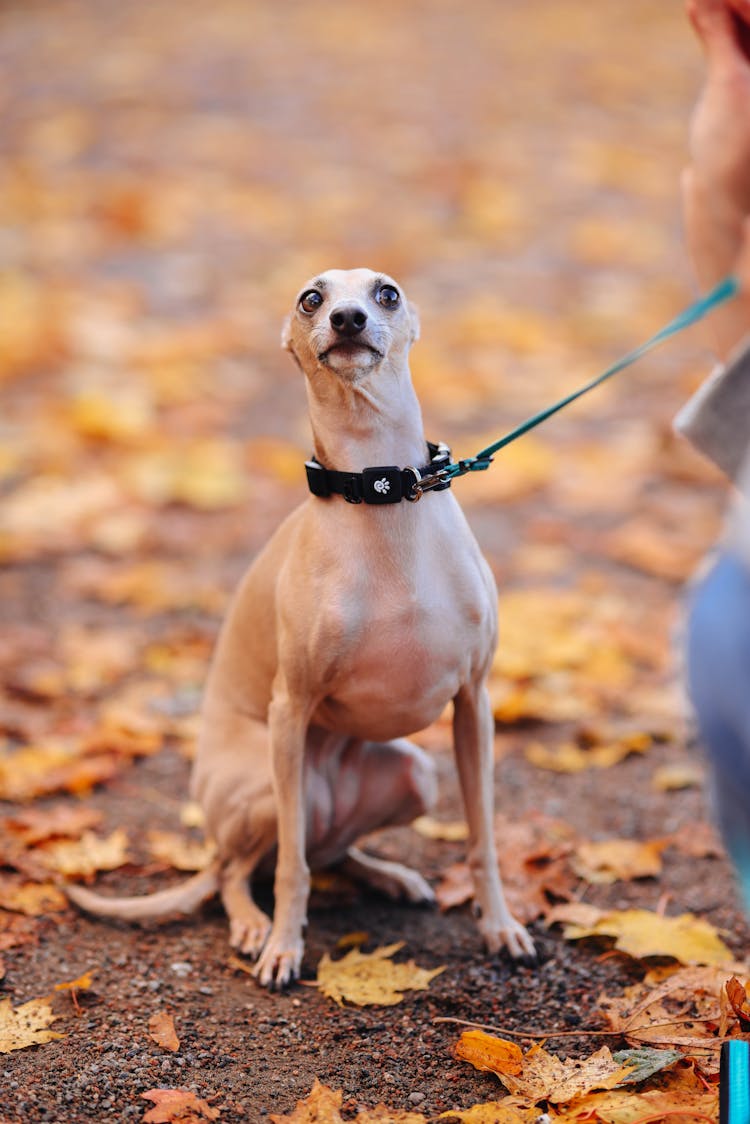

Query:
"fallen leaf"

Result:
[[354, 1107, 427, 1123], [651, 763, 704, 792], [411, 816, 469, 842], [0, 996, 64, 1053], [141, 1088, 220, 1123], [456, 1039, 633, 1105], [547, 904, 733, 966], [54, 970, 95, 994], [0, 742, 121, 801], [572, 839, 665, 883], [454, 1030, 524, 1077], [269, 1078, 343, 1123], [36, 828, 130, 878], [3, 804, 103, 845], [439, 1102, 538, 1124], [610, 1047, 683, 1084], [148, 1010, 180, 1052], [0, 875, 68, 915], [314, 942, 445, 1007], [724, 976, 750, 1025], [436, 861, 474, 912], [147, 830, 216, 872]]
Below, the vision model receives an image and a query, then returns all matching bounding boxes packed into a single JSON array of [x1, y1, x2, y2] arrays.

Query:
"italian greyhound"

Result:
[[68, 268, 535, 987]]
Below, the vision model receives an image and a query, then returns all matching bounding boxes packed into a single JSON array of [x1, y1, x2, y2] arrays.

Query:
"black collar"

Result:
[[305, 441, 452, 505]]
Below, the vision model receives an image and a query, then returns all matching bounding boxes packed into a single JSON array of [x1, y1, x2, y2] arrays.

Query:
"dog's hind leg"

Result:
[[221, 847, 273, 958]]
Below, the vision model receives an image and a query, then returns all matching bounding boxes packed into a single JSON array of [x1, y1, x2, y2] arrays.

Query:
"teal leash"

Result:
[[415, 274, 740, 495]]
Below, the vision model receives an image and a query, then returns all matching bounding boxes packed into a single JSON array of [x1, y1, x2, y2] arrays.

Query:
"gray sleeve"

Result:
[[673, 336, 750, 483]]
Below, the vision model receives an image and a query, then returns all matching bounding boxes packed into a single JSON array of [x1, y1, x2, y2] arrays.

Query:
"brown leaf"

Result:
[[724, 976, 750, 1026], [141, 1088, 220, 1123], [3, 804, 103, 845], [148, 1010, 180, 1052]]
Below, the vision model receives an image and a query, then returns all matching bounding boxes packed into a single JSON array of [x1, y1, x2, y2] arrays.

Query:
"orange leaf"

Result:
[[141, 1088, 219, 1123], [148, 1010, 180, 1052], [454, 1030, 524, 1077]]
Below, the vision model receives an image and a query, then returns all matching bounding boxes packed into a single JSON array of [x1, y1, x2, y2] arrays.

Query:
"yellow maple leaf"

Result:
[[37, 828, 130, 878], [459, 1041, 633, 1106], [572, 839, 665, 883], [439, 1101, 538, 1124], [0, 996, 64, 1053], [269, 1078, 344, 1123], [0, 876, 67, 916], [314, 942, 445, 1007], [548, 904, 733, 965], [355, 1107, 427, 1123], [147, 829, 217, 872]]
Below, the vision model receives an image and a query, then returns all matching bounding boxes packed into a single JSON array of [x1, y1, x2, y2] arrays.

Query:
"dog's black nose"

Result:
[[329, 303, 368, 337]]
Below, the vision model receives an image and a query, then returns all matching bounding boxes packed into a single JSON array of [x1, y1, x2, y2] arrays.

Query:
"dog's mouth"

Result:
[[318, 340, 384, 365]]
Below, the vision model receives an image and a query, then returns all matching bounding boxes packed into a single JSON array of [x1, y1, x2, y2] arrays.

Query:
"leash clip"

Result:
[[408, 467, 449, 500]]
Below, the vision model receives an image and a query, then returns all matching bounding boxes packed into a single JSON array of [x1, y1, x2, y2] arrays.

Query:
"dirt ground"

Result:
[[1, 0, 747, 1121]]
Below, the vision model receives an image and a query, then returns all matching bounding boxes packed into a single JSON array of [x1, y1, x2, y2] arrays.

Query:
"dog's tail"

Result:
[[66, 860, 221, 923]]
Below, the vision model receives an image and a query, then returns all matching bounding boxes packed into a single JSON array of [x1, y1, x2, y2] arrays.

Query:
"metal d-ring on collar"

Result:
[[304, 441, 452, 505]]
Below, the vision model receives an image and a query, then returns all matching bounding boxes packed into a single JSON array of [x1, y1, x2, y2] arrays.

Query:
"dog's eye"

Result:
[[376, 285, 400, 309], [299, 290, 323, 315]]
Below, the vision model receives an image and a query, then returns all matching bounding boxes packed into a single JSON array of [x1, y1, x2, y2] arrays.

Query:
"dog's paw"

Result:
[[229, 911, 271, 959], [253, 933, 304, 989], [480, 914, 537, 963]]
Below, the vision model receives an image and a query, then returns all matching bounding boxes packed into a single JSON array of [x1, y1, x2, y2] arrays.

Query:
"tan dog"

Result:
[[68, 269, 535, 987]]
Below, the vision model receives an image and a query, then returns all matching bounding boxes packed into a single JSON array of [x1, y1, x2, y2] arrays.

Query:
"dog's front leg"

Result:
[[254, 685, 311, 988], [453, 681, 536, 961]]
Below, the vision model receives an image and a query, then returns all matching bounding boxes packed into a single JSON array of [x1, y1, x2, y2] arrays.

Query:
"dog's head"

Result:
[[282, 268, 420, 380]]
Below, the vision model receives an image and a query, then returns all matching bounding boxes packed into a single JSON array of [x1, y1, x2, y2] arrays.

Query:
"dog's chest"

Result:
[[312, 560, 495, 739]]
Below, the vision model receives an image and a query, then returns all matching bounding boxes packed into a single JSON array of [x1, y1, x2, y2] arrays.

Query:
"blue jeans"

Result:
[[687, 550, 750, 913]]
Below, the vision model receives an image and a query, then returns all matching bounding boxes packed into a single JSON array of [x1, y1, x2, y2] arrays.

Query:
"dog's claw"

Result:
[[480, 915, 536, 962], [229, 913, 272, 959], [253, 936, 304, 989]]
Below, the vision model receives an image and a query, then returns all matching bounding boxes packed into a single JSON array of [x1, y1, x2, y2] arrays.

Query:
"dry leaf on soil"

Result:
[[141, 1088, 220, 1123], [411, 816, 469, 842], [3, 804, 103, 845], [439, 1102, 539, 1124], [725, 976, 750, 1024], [35, 827, 130, 878], [269, 1079, 428, 1124], [454, 1031, 524, 1076], [0, 996, 64, 1053], [148, 1010, 180, 1052], [0, 874, 67, 915], [571, 839, 665, 883], [147, 829, 217, 872], [547, 904, 733, 965], [455, 1035, 634, 1105], [314, 941, 444, 1007]]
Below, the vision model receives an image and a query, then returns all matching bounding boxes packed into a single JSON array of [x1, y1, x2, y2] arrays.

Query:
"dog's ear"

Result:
[[408, 301, 420, 344]]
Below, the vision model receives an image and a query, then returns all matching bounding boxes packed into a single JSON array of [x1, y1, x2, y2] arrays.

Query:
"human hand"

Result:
[[684, 0, 750, 356]]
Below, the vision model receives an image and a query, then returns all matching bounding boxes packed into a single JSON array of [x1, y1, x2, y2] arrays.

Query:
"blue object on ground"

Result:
[[687, 550, 750, 914], [721, 1040, 750, 1124]]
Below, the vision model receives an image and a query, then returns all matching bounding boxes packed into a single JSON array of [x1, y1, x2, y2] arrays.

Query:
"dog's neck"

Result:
[[305, 359, 427, 471]]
